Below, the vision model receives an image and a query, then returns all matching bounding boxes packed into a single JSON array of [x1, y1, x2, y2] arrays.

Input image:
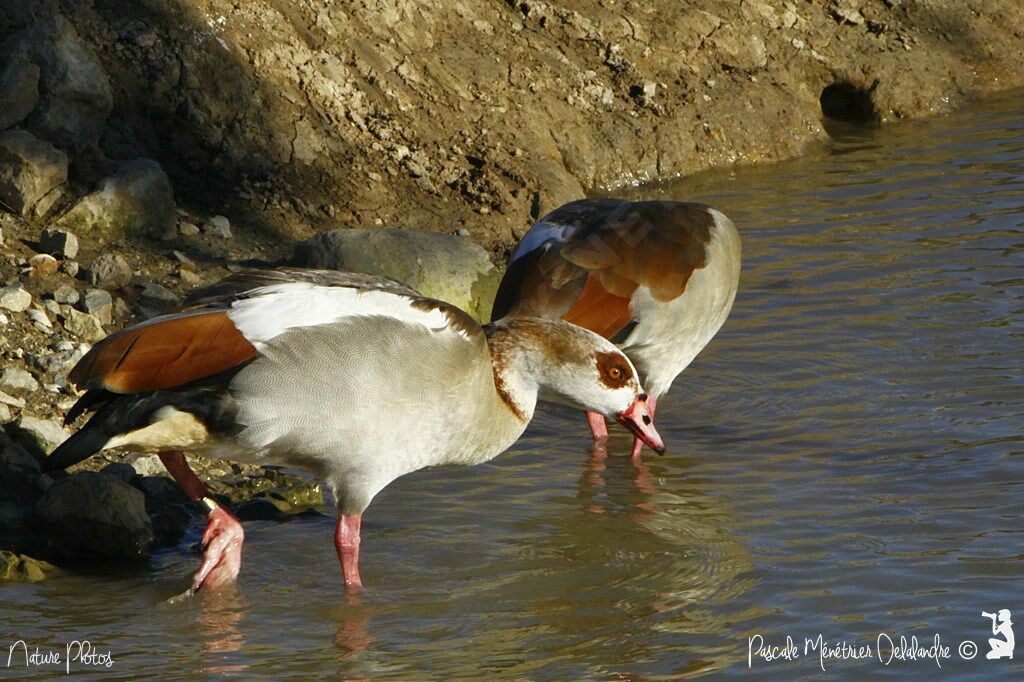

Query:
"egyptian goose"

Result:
[[45, 268, 662, 591], [492, 199, 741, 460]]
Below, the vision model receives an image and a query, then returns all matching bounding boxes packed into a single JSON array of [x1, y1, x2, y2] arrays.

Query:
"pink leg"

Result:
[[586, 411, 609, 440], [159, 451, 244, 591], [629, 394, 659, 464], [334, 513, 363, 589]]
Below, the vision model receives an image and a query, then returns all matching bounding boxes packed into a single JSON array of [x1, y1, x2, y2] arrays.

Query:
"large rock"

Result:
[[0, 60, 40, 131], [294, 229, 501, 322], [58, 159, 175, 237], [0, 130, 68, 217], [3, 14, 113, 151], [32, 471, 155, 559]]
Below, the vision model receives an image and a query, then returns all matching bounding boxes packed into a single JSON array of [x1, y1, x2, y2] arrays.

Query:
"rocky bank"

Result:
[[1, 0, 1023, 580]]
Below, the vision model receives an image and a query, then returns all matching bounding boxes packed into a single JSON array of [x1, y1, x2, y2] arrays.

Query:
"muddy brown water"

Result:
[[3, 90, 1023, 678]]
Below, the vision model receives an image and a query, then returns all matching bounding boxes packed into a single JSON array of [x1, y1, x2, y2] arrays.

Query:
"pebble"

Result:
[[28, 253, 59, 276], [0, 367, 38, 392], [52, 285, 79, 305], [82, 289, 113, 324], [40, 299, 61, 318], [60, 260, 79, 277], [62, 308, 106, 341], [24, 308, 52, 331], [0, 313, 7, 326], [0, 390, 26, 408], [178, 221, 200, 236], [178, 268, 202, 286], [136, 281, 179, 309], [39, 228, 79, 259], [0, 403, 9, 423], [130, 454, 170, 478], [0, 283, 31, 312], [86, 252, 133, 289], [203, 215, 232, 239]]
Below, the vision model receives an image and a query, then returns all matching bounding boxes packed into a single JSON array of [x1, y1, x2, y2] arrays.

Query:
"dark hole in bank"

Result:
[[820, 82, 877, 126]]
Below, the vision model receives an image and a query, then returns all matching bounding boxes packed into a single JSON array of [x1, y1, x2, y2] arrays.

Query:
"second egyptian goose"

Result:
[[44, 268, 663, 591], [492, 199, 741, 460]]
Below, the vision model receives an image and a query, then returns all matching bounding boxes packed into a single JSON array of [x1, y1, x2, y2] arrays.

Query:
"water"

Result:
[[3, 91, 1023, 678]]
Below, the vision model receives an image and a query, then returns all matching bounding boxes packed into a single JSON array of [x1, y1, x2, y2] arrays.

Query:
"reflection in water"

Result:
[[2, 89, 1023, 677], [197, 589, 247, 674]]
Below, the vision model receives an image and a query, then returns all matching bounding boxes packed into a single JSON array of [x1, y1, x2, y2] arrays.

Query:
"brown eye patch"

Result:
[[596, 351, 632, 389]]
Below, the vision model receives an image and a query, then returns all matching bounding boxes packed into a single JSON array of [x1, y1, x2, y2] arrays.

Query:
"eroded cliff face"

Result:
[[4, 0, 1024, 254]]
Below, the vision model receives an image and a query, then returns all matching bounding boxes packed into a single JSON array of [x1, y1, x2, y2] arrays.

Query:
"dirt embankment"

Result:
[[6, 0, 1024, 257]]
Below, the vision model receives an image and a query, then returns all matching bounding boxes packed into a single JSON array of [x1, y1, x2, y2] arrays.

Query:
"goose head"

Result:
[[486, 318, 665, 453]]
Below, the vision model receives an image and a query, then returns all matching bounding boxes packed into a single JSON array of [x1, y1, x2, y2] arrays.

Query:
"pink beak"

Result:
[[616, 395, 665, 454]]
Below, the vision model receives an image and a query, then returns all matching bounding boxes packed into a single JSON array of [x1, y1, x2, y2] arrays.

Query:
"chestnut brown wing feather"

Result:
[[69, 310, 257, 393], [495, 200, 714, 340]]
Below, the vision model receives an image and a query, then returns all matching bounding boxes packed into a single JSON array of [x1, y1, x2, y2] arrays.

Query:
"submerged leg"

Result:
[[586, 411, 609, 440], [159, 451, 244, 591], [629, 394, 659, 463], [334, 513, 363, 589]]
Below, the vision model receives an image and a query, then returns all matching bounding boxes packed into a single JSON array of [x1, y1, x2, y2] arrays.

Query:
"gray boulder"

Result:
[[59, 159, 175, 237], [0, 130, 68, 217], [3, 14, 113, 151], [33, 471, 155, 559], [294, 229, 501, 323], [0, 60, 40, 131]]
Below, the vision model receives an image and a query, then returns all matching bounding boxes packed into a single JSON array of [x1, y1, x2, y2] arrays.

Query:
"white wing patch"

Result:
[[227, 282, 467, 347]]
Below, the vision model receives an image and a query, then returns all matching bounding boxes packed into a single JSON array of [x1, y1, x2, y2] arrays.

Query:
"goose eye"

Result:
[[596, 351, 631, 388]]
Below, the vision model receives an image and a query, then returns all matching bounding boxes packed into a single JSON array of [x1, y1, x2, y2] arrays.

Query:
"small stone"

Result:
[[0, 283, 32, 312], [0, 367, 38, 392], [62, 308, 105, 341], [86, 252, 132, 289], [0, 404, 10, 423], [135, 281, 179, 309], [29, 253, 59, 276], [24, 308, 52, 331], [39, 228, 79, 259], [82, 289, 113, 324], [203, 215, 232, 239], [792, 38, 805, 49], [61, 260, 79, 277], [0, 364, 37, 391], [40, 299, 61, 318], [52, 285, 79, 305], [178, 268, 201, 286], [0, 390, 26, 408], [130, 454, 169, 478], [457, 228, 471, 237], [113, 297, 132, 320], [643, 81, 657, 98], [178, 221, 200, 236], [10, 415, 70, 456]]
